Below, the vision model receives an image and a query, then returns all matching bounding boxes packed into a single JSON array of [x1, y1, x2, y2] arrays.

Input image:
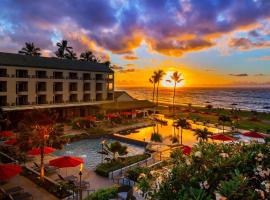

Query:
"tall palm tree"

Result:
[[80, 51, 95, 61], [154, 70, 165, 106], [65, 50, 77, 60], [218, 115, 231, 133], [55, 40, 73, 59], [18, 42, 41, 56], [175, 118, 191, 145], [149, 74, 158, 102], [194, 128, 212, 142], [171, 71, 183, 114]]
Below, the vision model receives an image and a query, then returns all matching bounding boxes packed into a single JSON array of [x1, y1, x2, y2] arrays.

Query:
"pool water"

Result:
[[53, 138, 144, 169]]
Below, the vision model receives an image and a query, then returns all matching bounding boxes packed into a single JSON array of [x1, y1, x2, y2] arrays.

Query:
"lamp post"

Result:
[[101, 140, 105, 163], [79, 163, 83, 200]]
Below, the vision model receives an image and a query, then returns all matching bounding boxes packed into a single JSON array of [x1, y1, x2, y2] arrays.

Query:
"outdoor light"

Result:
[[79, 163, 83, 200]]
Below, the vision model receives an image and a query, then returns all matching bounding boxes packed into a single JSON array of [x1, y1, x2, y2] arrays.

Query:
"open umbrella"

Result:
[[106, 113, 118, 119], [27, 147, 56, 156], [4, 138, 17, 145], [210, 134, 235, 141], [242, 132, 265, 139], [0, 131, 15, 138], [82, 116, 96, 121], [49, 156, 83, 168], [0, 164, 21, 180], [179, 145, 192, 155]]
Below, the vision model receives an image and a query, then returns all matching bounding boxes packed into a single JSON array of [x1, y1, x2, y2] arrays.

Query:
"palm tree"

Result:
[[175, 118, 191, 145], [154, 70, 165, 106], [104, 141, 128, 161], [17, 109, 66, 182], [171, 71, 183, 114], [65, 50, 77, 60], [18, 42, 41, 56], [149, 75, 158, 102], [194, 128, 212, 142], [55, 40, 73, 59], [218, 115, 231, 133], [80, 51, 95, 61]]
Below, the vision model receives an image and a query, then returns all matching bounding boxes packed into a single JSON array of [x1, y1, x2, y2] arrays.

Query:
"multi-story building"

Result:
[[0, 52, 114, 120]]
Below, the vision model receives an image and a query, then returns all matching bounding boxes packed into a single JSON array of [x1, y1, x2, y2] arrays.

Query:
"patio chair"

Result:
[[0, 186, 24, 195], [57, 174, 78, 183], [8, 192, 33, 200], [73, 180, 90, 189], [33, 162, 59, 174]]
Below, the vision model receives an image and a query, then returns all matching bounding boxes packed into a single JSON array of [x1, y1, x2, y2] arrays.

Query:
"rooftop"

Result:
[[0, 52, 113, 73], [114, 91, 134, 99]]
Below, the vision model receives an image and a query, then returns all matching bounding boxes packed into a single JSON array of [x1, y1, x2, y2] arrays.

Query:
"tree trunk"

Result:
[[40, 145, 45, 182], [152, 84, 156, 102], [181, 128, 183, 145], [173, 82, 176, 116], [156, 82, 159, 106]]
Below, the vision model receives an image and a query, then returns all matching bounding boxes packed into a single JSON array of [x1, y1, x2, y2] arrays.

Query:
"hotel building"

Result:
[[0, 52, 114, 120]]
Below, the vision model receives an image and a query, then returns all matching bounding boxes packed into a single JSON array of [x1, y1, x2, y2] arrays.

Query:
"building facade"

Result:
[[0, 52, 114, 120]]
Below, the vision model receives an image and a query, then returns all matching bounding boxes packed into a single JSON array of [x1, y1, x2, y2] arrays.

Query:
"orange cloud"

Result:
[[122, 54, 138, 60]]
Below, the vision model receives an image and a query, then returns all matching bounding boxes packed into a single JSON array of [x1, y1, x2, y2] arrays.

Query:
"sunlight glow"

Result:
[[161, 71, 185, 87]]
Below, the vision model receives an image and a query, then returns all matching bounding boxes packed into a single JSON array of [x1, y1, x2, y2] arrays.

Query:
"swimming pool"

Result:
[[53, 138, 144, 169]]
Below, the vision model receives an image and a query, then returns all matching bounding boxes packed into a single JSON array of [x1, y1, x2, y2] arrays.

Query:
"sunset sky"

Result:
[[0, 0, 270, 87]]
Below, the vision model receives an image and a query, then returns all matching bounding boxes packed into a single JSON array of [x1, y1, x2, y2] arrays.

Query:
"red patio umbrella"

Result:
[[106, 113, 118, 119], [82, 116, 96, 121], [4, 138, 17, 145], [242, 132, 266, 139], [0, 164, 22, 180], [0, 131, 15, 138], [49, 156, 83, 168], [179, 145, 192, 155], [210, 134, 235, 141], [27, 147, 56, 156]]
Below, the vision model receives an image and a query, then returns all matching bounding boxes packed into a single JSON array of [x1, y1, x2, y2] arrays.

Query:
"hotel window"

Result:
[[83, 94, 91, 101], [0, 96, 7, 106], [95, 74, 103, 80], [36, 82, 46, 92], [53, 71, 64, 79], [69, 94, 78, 102], [83, 73, 91, 80], [53, 82, 63, 92], [69, 82, 77, 91], [16, 81, 28, 93], [36, 70, 47, 78], [107, 93, 113, 100], [96, 93, 103, 101], [83, 83, 91, 91], [108, 74, 113, 80], [0, 68, 8, 77], [36, 95, 47, 104], [107, 83, 113, 90], [16, 69, 28, 78], [54, 94, 63, 103], [69, 72, 78, 79], [96, 83, 103, 91], [0, 81, 7, 92], [16, 95, 28, 105]]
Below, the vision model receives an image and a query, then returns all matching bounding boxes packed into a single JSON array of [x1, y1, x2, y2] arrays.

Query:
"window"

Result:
[[16, 82, 28, 93], [53, 71, 63, 79], [69, 94, 78, 102], [0, 96, 7, 106], [96, 83, 103, 91], [69, 72, 78, 79], [83, 94, 91, 101], [36, 82, 46, 92], [83, 83, 91, 91], [36, 70, 47, 78], [36, 95, 46, 104], [96, 93, 103, 101], [16, 70, 28, 78], [107, 83, 113, 90], [54, 95, 63, 103], [107, 93, 113, 100], [95, 74, 103, 80], [16, 95, 28, 105], [108, 74, 113, 80], [69, 83, 77, 91], [0, 81, 7, 92], [83, 73, 91, 80], [0, 68, 7, 77], [53, 82, 63, 92]]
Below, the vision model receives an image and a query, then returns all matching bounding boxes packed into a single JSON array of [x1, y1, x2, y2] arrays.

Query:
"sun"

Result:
[[161, 71, 185, 87]]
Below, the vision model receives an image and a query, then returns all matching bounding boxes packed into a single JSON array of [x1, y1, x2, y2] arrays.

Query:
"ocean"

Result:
[[117, 87, 270, 112]]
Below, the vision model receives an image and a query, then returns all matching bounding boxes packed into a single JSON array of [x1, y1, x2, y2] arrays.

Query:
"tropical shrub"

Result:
[[126, 166, 150, 182], [136, 142, 270, 199], [84, 186, 118, 200]]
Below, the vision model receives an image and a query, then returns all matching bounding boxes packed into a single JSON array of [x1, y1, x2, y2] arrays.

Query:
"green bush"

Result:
[[95, 154, 150, 177], [84, 186, 118, 200], [126, 166, 150, 182]]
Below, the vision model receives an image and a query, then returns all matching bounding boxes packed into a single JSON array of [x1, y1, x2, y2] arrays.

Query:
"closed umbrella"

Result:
[[0, 164, 21, 180], [27, 147, 56, 155], [0, 131, 15, 138]]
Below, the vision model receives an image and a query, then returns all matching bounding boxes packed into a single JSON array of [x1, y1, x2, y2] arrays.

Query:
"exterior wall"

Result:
[[0, 66, 114, 109], [116, 93, 134, 102]]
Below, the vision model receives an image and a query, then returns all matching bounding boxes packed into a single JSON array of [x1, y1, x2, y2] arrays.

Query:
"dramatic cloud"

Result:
[[229, 73, 248, 77], [122, 55, 139, 60], [1, 0, 270, 57], [110, 64, 135, 73]]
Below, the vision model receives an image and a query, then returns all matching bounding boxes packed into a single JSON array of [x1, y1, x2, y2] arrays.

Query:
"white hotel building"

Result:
[[0, 52, 114, 120]]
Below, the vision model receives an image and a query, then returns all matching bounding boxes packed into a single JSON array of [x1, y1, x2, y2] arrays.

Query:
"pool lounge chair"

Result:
[[33, 162, 59, 174], [73, 180, 90, 189], [8, 192, 33, 200], [57, 174, 78, 183], [0, 187, 24, 196]]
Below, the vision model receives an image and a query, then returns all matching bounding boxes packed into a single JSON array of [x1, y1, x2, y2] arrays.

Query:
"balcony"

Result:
[[69, 73, 78, 80], [36, 82, 46, 93], [16, 95, 28, 105], [53, 72, 64, 79], [95, 74, 104, 81], [16, 82, 28, 94], [16, 70, 29, 78], [83, 73, 91, 80], [36, 71, 48, 79]]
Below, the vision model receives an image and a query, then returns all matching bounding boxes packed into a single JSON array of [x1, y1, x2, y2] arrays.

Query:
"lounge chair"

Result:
[[8, 192, 33, 200], [56, 174, 78, 183], [0, 186, 24, 195], [33, 162, 59, 174], [73, 180, 90, 189]]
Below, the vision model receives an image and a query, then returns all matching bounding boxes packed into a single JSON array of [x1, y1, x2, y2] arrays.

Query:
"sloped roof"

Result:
[[0, 52, 113, 73], [114, 91, 134, 99], [95, 100, 155, 111]]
